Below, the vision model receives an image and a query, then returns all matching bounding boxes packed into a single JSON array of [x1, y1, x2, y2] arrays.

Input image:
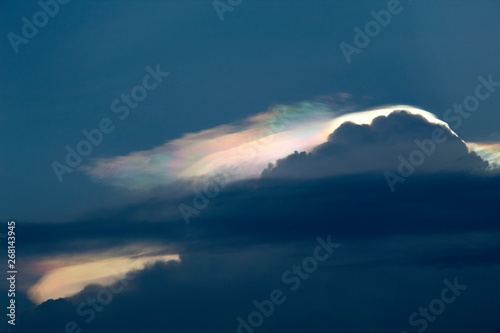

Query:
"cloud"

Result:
[[262, 111, 488, 179], [82, 103, 447, 192], [27, 245, 179, 304], [83, 101, 337, 190], [467, 142, 500, 170], [14, 230, 500, 333], [14, 172, 500, 322]]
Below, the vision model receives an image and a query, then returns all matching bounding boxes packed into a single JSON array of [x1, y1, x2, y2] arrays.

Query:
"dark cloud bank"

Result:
[[11, 112, 500, 333]]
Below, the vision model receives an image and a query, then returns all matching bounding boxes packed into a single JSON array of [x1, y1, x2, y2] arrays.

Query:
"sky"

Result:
[[1, 0, 500, 332]]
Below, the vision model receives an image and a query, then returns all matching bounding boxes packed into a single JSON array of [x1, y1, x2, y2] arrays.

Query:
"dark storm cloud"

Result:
[[14, 230, 500, 333], [18, 171, 500, 258], [15, 177, 500, 332]]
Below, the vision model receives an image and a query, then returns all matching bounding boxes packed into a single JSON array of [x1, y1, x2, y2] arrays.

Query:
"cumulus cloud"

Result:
[[262, 111, 488, 179], [82, 103, 449, 192]]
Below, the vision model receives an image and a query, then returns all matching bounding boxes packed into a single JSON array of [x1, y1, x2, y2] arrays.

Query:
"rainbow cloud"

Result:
[[83, 102, 452, 191], [27, 245, 179, 304], [467, 142, 500, 170]]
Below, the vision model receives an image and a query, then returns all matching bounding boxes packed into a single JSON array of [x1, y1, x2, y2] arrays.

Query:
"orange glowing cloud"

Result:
[[28, 245, 180, 304]]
